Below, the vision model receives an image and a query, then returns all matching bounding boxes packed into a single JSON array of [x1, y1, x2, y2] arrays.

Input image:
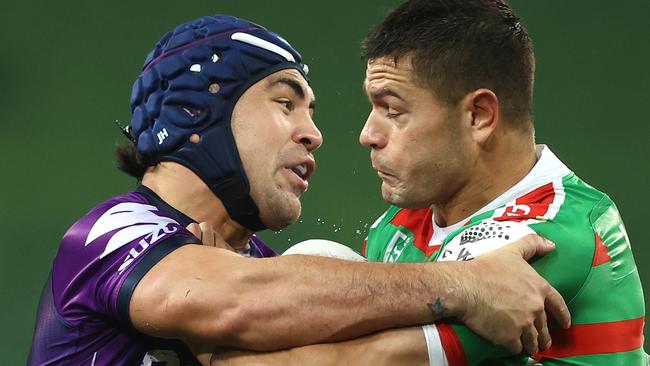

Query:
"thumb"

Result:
[[513, 234, 556, 261], [186, 223, 201, 240]]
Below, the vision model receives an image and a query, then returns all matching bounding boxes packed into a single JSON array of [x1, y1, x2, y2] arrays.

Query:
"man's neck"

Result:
[[433, 132, 537, 227], [141, 162, 254, 250]]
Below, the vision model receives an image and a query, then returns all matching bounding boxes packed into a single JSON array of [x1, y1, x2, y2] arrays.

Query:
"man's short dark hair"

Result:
[[363, 0, 535, 125]]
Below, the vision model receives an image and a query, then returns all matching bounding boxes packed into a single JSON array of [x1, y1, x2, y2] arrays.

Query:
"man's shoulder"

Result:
[[472, 171, 610, 237], [56, 191, 183, 269], [33, 191, 202, 365], [436, 172, 611, 264], [561, 172, 614, 215], [51, 190, 194, 322], [60, 192, 151, 247], [523, 172, 618, 252]]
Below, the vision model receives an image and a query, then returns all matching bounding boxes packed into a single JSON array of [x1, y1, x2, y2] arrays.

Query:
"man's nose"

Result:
[[295, 115, 323, 152], [359, 111, 387, 149]]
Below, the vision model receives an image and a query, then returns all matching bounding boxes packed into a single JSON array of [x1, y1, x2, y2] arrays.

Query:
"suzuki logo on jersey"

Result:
[[85, 202, 180, 272], [117, 224, 178, 274]]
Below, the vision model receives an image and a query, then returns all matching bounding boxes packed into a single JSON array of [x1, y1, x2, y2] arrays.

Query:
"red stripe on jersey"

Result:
[[361, 239, 367, 258], [535, 317, 645, 360], [390, 208, 438, 256], [493, 182, 555, 222], [437, 323, 468, 366], [592, 232, 612, 267]]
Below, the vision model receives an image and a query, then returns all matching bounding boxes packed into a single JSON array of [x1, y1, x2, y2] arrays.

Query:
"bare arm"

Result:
[[209, 327, 427, 366], [197, 236, 576, 365], [131, 245, 459, 350], [131, 233, 569, 353]]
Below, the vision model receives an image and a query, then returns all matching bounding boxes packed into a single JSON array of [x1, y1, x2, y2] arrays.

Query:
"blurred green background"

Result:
[[1, 0, 648, 363]]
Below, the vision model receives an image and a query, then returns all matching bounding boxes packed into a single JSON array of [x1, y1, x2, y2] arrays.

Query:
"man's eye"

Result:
[[386, 108, 402, 119], [278, 99, 294, 111]]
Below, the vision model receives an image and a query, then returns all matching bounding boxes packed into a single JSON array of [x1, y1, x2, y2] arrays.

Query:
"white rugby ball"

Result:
[[282, 239, 367, 262]]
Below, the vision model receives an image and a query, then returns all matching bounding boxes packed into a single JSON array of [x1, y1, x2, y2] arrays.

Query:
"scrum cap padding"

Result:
[[129, 15, 309, 230]]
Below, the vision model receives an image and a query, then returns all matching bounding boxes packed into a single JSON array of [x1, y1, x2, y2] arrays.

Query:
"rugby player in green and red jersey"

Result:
[[211, 1, 646, 365], [30, 12, 579, 366]]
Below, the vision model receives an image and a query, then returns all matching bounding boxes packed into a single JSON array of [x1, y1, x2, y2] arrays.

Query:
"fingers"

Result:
[[460, 238, 569, 356], [535, 310, 551, 352], [511, 234, 556, 260], [199, 223, 214, 246], [196, 222, 235, 251], [521, 324, 539, 356], [545, 285, 571, 329], [503, 336, 523, 354], [185, 222, 233, 250]]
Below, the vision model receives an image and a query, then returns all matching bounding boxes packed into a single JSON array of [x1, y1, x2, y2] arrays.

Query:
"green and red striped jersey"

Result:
[[364, 146, 646, 365]]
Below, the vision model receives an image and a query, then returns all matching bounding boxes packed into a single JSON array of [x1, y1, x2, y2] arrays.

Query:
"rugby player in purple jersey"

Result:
[[28, 14, 569, 366]]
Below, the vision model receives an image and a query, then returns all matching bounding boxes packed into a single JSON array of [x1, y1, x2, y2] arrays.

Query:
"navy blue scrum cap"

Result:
[[129, 15, 309, 231]]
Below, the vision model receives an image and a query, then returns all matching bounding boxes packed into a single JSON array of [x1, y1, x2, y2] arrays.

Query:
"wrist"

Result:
[[429, 261, 471, 321]]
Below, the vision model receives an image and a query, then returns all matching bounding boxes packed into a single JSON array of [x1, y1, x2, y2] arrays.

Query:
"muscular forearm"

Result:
[[135, 235, 569, 356], [212, 256, 465, 350], [211, 327, 429, 366], [133, 245, 465, 351]]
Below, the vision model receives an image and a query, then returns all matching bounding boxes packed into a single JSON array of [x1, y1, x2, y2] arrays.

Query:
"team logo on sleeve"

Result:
[[85, 203, 180, 271], [438, 220, 535, 261]]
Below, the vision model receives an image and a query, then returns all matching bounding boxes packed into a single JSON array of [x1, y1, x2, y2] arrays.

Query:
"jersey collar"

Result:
[[430, 145, 571, 243], [135, 185, 196, 227]]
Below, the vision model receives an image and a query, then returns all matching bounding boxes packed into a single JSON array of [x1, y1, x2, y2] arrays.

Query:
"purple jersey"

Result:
[[28, 186, 277, 365]]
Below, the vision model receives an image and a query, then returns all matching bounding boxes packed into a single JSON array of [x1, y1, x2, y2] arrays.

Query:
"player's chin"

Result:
[[381, 183, 403, 205], [262, 200, 302, 231], [383, 185, 426, 209]]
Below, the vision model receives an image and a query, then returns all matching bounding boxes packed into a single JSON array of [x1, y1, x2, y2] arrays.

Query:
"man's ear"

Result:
[[463, 88, 500, 144]]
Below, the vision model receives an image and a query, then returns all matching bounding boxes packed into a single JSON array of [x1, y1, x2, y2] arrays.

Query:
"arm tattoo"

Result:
[[427, 298, 449, 319]]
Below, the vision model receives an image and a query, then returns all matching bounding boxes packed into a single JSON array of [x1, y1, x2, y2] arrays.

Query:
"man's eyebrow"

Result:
[[269, 77, 306, 100], [362, 78, 407, 102], [269, 76, 316, 110], [366, 86, 405, 101]]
